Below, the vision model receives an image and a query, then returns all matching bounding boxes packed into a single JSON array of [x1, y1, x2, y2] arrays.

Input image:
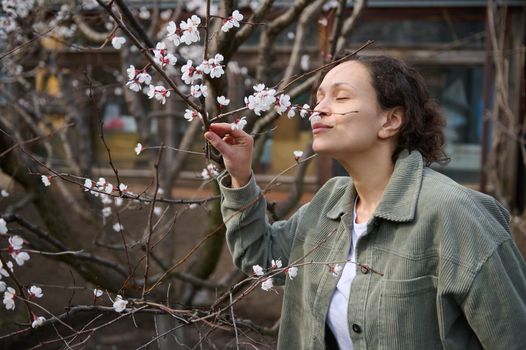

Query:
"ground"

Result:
[[0, 174, 311, 349]]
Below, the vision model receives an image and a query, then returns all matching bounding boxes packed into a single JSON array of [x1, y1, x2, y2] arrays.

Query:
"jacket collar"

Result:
[[326, 150, 423, 222]]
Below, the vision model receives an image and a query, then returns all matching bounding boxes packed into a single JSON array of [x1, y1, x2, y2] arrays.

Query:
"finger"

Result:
[[207, 123, 231, 138], [223, 135, 235, 145], [209, 122, 249, 139], [204, 131, 231, 157]]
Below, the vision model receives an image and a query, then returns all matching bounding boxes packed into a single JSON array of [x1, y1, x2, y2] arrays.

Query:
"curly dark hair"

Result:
[[332, 54, 449, 166]]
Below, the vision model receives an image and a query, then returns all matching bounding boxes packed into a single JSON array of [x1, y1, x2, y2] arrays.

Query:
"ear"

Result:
[[378, 106, 404, 139]]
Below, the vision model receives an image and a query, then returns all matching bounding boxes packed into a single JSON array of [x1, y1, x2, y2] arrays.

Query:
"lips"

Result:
[[311, 122, 332, 134]]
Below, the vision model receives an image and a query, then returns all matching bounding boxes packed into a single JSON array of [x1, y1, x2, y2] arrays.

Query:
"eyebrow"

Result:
[[317, 82, 356, 95]]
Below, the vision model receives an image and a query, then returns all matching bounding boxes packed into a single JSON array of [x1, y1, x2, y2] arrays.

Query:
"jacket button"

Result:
[[352, 323, 362, 333], [360, 265, 370, 274]]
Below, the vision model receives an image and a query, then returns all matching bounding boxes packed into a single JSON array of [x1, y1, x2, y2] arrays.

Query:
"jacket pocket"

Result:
[[378, 275, 443, 350]]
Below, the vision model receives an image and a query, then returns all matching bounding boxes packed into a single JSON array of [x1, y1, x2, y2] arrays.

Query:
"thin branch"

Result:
[[142, 145, 164, 298], [335, 0, 367, 54], [95, 0, 203, 114], [280, 0, 326, 87], [99, 117, 123, 196], [0, 253, 33, 321], [0, 123, 74, 159]]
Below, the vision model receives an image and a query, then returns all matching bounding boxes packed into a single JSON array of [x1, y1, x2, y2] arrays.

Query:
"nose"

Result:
[[313, 98, 330, 118]]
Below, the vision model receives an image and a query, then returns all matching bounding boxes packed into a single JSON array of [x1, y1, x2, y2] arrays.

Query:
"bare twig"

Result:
[[142, 145, 164, 297]]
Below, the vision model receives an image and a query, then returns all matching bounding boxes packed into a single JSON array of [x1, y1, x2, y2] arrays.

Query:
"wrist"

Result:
[[231, 173, 251, 188]]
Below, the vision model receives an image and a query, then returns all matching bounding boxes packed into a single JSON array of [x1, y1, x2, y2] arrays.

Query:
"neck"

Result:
[[340, 149, 394, 224]]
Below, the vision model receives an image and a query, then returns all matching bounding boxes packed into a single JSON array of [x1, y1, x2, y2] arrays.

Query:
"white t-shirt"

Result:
[[327, 201, 368, 349]]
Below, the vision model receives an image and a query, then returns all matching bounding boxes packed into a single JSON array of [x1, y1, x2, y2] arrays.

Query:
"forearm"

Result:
[[218, 173, 299, 277]]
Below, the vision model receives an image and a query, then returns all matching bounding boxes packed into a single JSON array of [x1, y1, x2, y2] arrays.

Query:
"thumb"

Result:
[[205, 131, 230, 157]]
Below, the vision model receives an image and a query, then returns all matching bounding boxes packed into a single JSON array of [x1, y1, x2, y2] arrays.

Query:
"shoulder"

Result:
[[418, 168, 512, 268], [420, 168, 509, 228]]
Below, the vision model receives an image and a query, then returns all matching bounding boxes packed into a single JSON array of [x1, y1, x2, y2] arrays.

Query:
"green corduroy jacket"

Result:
[[219, 150, 526, 349]]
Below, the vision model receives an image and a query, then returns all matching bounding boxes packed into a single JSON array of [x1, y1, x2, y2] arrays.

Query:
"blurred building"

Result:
[[27, 0, 524, 190]]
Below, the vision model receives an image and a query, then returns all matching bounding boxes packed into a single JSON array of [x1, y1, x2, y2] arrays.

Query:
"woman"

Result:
[[204, 55, 526, 349]]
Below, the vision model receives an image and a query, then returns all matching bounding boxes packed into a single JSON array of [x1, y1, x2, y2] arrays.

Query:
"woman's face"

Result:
[[312, 61, 388, 160]]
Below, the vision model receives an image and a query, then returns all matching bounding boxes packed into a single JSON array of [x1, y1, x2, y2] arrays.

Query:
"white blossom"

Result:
[[118, 183, 127, 192], [217, 95, 230, 107], [271, 259, 283, 269], [114, 197, 123, 207], [180, 15, 201, 45], [3, 287, 15, 310], [13, 251, 30, 266], [286, 266, 299, 280], [0, 281, 6, 292], [286, 107, 296, 118], [330, 264, 343, 277], [293, 150, 304, 161], [0, 219, 7, 234], [32, 316, 45, 328], [275, 94, 291, 114], [221, 10, 243, 32], [201, 164, 220, 180], [300, 104, 311, 118], [184, 109, 201, 122], [230, 117, 247, 131], [207, 54, 224, 78], [1, 189, 9, 197], [112, 223, 124, 232], [126, 66, 142, 91], [8, 235, 23, 250], [101, 195, 113, 205], [181, 60, 203, 85], [154, 206, 162, 216], [28, 285, 43, 299], [41, 175, 51, 187], [96, 178, 106, 188], [300, 54, 310, 71], [166, 21, 181, 46], [261, 278, 274, 291], [136, 71, 151, 85], [111, 36, 126, 50], [102, 207, 112, 218], [84, 179, 92, 191], [0, 260, 11, 278], [153, 41, 177, 68], [138, 6, 150, 20], [126, 80, 141, 92], [252, 264, 264, 276], [127, 65, 137, 80], [309, 111, 321, 122], [135, 143, 143, 155], [146, 84, 171, 104], [113, 294, 128, 312], [160, 9, 172, 20], [104, 183, 113, 195], [244, 84, 277, 116], [94, 289, 103, 297], [2, 0, 36, 18], [190, 84, 208, 98]]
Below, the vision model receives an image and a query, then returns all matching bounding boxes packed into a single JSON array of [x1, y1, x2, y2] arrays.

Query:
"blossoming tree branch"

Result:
[[0, 0, 368, 347]]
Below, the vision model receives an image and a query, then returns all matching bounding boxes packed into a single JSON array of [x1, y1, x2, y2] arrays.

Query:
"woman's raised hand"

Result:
[[204, 123, 253, 188]]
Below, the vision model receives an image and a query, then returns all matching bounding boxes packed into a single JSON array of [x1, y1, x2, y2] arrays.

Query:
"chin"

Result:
[[312, 142, 323, 154], [312, 144, 330, 156]]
